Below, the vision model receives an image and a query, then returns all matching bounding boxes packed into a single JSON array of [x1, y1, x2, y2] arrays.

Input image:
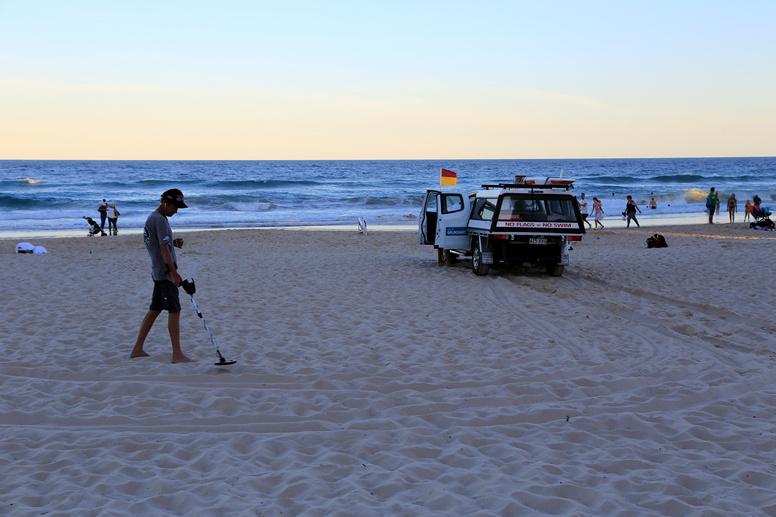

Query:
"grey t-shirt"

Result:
[[143, 211, 177, 281]]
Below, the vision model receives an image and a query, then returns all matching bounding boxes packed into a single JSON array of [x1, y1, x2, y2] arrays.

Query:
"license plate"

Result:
[[529, 237, 548, 245]]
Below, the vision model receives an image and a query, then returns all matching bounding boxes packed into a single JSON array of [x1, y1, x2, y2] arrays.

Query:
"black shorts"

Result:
[[150, 280, 181, 313]]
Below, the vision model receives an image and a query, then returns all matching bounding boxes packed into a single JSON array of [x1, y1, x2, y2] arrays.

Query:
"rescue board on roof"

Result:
[[522, 177, 575, 186]]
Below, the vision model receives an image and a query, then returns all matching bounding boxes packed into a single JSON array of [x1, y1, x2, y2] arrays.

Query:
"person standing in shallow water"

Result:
[[131, 189, 195, 364]]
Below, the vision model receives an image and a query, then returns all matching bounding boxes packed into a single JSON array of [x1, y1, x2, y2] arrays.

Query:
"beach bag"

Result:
[[646, 234, 668, 248]]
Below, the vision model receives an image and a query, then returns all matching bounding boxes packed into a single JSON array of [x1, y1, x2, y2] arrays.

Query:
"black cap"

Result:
[[161, 189, 188, 208]]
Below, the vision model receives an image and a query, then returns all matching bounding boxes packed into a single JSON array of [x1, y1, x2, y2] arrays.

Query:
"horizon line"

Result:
[[1, 155, 774, 162]]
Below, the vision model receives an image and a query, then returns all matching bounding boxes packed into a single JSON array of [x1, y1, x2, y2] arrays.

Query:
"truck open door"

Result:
[[435, 192, 471, 251], [419, 190, 440, 245]]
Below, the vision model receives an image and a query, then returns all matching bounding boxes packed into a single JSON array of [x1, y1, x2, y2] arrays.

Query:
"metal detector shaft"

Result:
[[187, 294, 230, 363]]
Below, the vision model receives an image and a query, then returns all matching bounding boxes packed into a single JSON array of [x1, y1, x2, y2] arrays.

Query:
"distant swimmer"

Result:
[[650, 198, 657, 209]]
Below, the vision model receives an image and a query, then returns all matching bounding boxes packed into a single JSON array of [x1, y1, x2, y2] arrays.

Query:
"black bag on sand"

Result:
[[646, 234, 668, 248], [750, 219, 775, 229]]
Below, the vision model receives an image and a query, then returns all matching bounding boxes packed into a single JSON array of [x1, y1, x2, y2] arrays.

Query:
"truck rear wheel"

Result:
[[472, 241, 490, 276], [546, 262, 564, 277]]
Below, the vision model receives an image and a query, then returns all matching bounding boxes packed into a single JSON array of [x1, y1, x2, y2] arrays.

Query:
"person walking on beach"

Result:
[[744, 199, 752, 222], [578, 193, 592, 229], [707, 187, 719, 224], [107, 203, 120, 235], [591, 197, 605, 229], [727, 193, 737, 223], [625, 195, 641, 228], [131, 189, 194, 364], [98, 199, 108, 230]]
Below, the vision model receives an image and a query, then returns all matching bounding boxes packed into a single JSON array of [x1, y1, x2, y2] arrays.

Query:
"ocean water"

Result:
[[1, 157, 774, 236]]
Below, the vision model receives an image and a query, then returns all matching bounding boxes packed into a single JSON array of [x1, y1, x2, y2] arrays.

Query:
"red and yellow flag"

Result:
[[440, 168, 457, 186]]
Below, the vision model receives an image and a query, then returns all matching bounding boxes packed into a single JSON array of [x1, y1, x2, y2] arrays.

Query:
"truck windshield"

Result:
[[498, 195, 578, 222]]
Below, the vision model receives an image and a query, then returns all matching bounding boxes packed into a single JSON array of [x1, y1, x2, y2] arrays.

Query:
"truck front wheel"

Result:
[[472, 241, 490, 276]]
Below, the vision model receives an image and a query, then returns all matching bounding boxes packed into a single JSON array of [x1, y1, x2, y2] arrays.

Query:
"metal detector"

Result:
[[181, 278, 236, 366]]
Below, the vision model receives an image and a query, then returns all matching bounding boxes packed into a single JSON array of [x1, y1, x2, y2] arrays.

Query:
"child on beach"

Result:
[[591, 197, 605, 229], [744, 200, 752, 222]]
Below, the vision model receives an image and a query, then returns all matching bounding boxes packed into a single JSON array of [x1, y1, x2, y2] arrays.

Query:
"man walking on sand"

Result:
[[625, 195, 641, 228], [131, 189, 195, 363], [578, 193, 592, 229]]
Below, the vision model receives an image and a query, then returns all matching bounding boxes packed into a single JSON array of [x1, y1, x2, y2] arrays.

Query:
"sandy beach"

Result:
[[2, 223, 776, 516]]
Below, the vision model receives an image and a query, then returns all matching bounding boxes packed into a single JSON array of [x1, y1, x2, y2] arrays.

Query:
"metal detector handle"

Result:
[[181, 278, 196, 295]]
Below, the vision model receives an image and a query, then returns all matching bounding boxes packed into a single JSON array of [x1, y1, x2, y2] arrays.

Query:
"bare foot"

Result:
[[172, 354, 196, 364], [130, 350, 150, 358]]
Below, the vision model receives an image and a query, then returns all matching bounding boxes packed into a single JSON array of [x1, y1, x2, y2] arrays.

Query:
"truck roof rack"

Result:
[[481, 181, 575, 191]]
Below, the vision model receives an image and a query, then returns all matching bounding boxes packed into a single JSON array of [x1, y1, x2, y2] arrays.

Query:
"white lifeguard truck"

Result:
[[418, 176, 586, 276]]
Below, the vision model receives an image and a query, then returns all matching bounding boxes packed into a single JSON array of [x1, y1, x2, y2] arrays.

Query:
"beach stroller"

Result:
[[749, 197, 774, 229], [83, 216, 107, 236]]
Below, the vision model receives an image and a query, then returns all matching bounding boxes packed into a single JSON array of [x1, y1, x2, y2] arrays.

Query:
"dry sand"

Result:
[[2, 224, 776, 516]]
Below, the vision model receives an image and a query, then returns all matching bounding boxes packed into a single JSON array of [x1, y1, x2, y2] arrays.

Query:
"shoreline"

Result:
[[0, 211, 748, 241]]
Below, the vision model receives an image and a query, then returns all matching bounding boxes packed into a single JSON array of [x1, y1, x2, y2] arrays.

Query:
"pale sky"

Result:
[[1, 0, 774, 159]]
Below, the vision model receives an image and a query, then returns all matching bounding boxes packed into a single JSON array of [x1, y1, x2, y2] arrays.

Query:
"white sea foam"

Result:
[[230, 201, 272, 212]]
